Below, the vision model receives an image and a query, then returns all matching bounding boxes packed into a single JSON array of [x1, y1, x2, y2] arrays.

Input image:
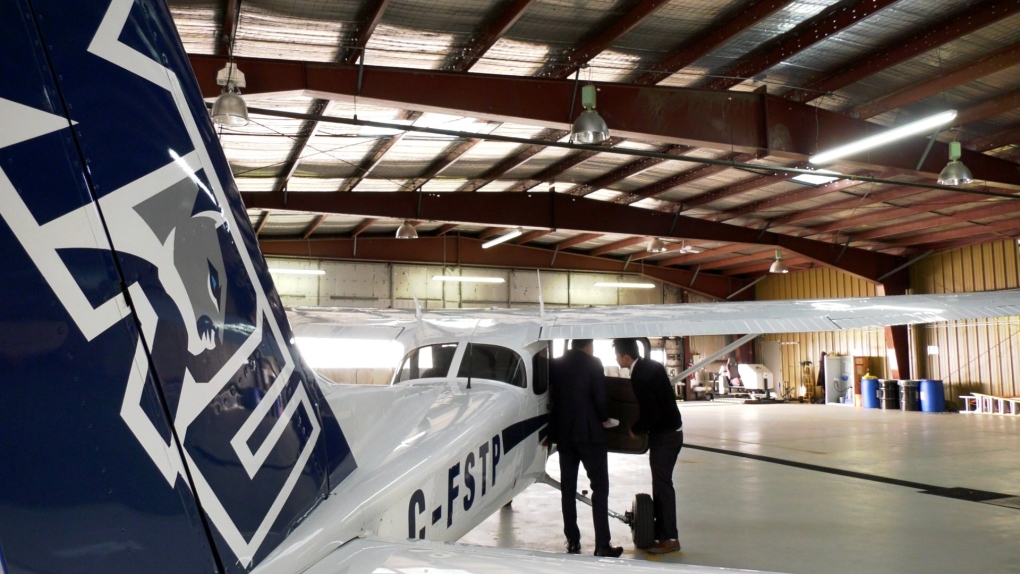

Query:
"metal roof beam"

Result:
[[254, 210, 269, 236], [633, 0, 795, 85], [349, 217, 377, 237], [883, 217, 1020, 247], [218, 0, 241, 57], [302, 214, 328, 239], [189, 54, 1020, 188], [554, 232, 603, 250], [342, 0, 392, 65], [784, 0, 1020, 103], [457, 129, 570, 191], [514, 229, 554, 244], [723, 255, 812, 276], [852, 40, 1020, 120], [768, 184, 921, 227], [571, 145, 694, 197], [967, 124, 1020, 153], [701, 0, 898, 91], [339, 110, 421, 192], [715, 173, 866, 221], [655, 243, 748, 267], [839, 198, 1020, 242], [588, 237, 648, 257], [504, 148, 604, 192], [810, 193, 977, 239], [240, 190, 909, 283], [622, 152, 750, 204], [402, 138, 482, 191], [954, 88, 1020, 127], [549, 0, 670, 79], [275, 100, 328, 192], [434, 223, 460, 235], [697, 249, 778, 271], [445, 0, 536, 72]]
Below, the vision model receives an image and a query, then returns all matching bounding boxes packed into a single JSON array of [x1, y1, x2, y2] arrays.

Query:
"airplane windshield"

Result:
[[394, 343, 458, 383]]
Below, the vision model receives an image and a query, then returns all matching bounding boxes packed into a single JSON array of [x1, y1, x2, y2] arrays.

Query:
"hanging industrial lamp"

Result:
[[212, 62, 249, 127], [769, 250, 789, 274], [395, 220, 418, 239], [571, 84, 609, 144], [937, 141, 973, 186], [646, 238, 667, 253]]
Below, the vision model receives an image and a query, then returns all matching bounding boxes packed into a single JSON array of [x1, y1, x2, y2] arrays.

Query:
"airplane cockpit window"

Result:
[[457, 344, 526, 388], [394, 343, 458, 383]]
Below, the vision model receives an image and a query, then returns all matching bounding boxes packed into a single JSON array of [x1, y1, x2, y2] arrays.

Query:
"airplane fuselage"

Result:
[[252, 339, 552, 573]]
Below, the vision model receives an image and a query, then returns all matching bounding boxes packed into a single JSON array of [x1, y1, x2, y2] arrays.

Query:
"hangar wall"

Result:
[[756, 269, 885, 401], [756, 239, 1020, 402], [267, 259, 679, 308], [271, 241, 1020, 401], [910, 239, 1020, 400], [270, 258, 682, 385]]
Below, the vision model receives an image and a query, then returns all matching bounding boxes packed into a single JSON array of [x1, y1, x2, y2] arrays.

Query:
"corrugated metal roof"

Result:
[[174, 0, 1020, 288]]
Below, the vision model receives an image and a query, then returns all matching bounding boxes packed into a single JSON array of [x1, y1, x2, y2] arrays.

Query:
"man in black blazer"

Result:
[[614, 338, 683, 555], [549, 339, 623, 558]]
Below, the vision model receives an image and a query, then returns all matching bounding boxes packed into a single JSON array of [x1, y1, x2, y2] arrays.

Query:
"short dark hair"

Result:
[[570, 339, 593, 350], [612, 338, 639, 359]]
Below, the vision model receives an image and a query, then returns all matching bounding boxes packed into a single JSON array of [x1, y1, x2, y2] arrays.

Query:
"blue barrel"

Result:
[[861, 377, 880, 408], [920, 379, 946, 413]]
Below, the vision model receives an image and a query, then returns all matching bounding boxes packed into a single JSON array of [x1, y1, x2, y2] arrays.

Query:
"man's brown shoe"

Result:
[[647, 539, 681, 554]]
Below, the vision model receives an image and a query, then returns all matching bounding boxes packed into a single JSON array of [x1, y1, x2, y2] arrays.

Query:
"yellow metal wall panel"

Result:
[[758, 269, 885, 399], [909, 240, 1020, 401]]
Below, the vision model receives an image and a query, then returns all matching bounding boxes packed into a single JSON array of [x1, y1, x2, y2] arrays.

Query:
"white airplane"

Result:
[[5, 1, 1020, 574]]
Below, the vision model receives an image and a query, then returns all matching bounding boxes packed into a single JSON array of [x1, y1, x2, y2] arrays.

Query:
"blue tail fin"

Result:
[[0, 1, 354, 571]]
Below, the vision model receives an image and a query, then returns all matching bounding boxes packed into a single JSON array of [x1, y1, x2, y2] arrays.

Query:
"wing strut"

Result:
[[672, 333, 759, 383]]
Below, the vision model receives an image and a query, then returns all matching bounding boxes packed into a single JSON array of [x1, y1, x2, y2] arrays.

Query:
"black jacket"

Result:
[[549, 349, 609, 444], [630, 357, 682, 434]]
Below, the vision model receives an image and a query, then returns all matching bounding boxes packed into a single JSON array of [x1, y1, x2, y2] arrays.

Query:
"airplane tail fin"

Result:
[[0, 1, 353, 572]]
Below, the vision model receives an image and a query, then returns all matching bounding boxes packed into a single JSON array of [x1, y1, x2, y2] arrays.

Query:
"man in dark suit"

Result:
[[613, 338, 683, 555], [549, 339, 623, 558]]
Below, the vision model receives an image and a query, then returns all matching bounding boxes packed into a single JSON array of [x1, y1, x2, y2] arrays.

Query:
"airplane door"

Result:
[[605, 376, 648, 454]]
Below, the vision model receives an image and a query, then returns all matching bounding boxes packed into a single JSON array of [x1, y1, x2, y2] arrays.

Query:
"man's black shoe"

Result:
[[566, 540, 581, 554], [593, 545, 623, 558]]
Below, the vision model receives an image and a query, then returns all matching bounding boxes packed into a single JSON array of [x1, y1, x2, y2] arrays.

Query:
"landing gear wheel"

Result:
[[630, 493, 655, 549]]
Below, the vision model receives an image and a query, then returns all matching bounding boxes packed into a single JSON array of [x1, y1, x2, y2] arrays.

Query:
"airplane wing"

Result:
[[537, 289, 1020, 340], [290, 289, 1020, 342], [303, 536, 773, 573], [289, 307, 416, 341]]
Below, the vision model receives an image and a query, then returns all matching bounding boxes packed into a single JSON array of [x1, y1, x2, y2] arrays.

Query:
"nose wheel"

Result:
[[541, 473, 654, 549], [624, 493, 654, 549]]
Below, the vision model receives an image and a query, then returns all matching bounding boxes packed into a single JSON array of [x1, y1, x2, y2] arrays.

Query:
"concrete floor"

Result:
[[460, 402, 1020, 573]]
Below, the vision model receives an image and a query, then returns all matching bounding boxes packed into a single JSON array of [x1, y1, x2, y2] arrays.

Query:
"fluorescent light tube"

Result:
[[268, 268, 325, 275], [481, 228, 523, 249], [809, 110, 957, 165], [792, 169, 841, 186], [432, 276, 505, 283], [594, 282, 655, 289]]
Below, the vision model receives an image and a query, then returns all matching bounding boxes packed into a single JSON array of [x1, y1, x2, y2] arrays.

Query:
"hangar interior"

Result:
[[171, 0, 1020, 402], [168, 0, 1019, 571]]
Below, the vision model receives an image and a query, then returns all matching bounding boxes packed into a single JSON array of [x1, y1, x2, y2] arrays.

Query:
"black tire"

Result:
[[631, 493, 655, 549]]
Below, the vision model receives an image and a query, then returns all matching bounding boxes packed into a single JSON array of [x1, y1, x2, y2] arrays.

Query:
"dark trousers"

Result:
[[558, 441, 611, 548], [648, 429, 684, 540]]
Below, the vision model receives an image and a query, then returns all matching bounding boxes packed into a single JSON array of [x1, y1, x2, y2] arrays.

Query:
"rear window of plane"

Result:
[[457, 344, 526, 388]]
